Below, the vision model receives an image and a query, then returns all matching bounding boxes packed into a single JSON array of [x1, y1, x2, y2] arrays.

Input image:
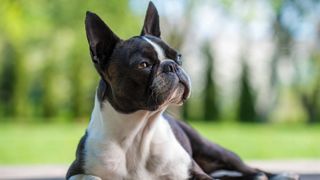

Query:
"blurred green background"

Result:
[[0, 0, 319, 164]]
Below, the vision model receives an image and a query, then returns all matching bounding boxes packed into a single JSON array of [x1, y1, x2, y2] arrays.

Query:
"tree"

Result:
[[0, 0, 140, 121], [270, 0, 320, 123], [0, 41, 16, 118], [203, 42, 219, 121], [237, 61, 257, 122], [298, 52, 320, 124]]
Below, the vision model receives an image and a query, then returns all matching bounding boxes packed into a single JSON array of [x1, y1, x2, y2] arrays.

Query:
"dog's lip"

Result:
[[176, 69, 191, 101], [179, 79, 190, 101]]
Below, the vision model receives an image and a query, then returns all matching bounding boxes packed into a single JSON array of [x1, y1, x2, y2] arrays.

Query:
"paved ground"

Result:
[[0, 160, 319, 180], [248, 160, 320, 180]]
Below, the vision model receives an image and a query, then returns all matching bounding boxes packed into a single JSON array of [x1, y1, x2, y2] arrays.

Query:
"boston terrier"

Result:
[[66, 2, 299, 180]]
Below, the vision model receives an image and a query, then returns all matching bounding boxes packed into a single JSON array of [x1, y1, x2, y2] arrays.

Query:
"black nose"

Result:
[[162, 60, 177, 73]]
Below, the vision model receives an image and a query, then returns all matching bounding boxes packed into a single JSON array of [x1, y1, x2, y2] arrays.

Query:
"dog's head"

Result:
[[85, 2, 191, 113]]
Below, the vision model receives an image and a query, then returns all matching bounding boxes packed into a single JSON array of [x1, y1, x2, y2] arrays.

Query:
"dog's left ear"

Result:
[[140, 1, 161, 37]]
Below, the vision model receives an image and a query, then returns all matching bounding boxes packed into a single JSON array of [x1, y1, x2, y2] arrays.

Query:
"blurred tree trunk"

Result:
[[69, 49, 87, 121], [41, 59, 56, 118], [0, 41, 28, 119], [203, 42, 219, 121], [298, 53, 320, 123], [0, 41, 16, 118], [11, 48, 28, 118], [237, 61, 257, 122], [300, 21, 320, 123], [265, 1, 293, 122], [300, 89, 319, 124]]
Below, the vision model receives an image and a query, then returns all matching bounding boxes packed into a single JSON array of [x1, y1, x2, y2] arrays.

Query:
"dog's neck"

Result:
[[88, 93, 164, 150]]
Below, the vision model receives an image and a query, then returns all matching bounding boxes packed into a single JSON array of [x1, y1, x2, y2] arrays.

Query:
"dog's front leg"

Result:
[[69, 174, 102, 180], [190, 160, 214, 180]]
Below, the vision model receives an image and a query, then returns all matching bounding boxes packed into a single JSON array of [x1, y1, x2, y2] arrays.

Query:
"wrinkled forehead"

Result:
[[124, 35, 179, 62]]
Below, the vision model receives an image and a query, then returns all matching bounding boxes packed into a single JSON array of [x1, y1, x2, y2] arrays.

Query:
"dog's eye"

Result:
[[138, 62, 150, 69]]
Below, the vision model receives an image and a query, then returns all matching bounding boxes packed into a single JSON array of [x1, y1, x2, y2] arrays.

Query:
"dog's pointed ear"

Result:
[[85, 11, 120, 69], [140, 2, 161, 37]]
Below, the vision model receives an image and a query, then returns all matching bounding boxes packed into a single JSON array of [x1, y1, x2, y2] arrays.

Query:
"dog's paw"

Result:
[[270, 173, 300, 180], [69, 174, 102, 180], [253, 172, 269, 180]]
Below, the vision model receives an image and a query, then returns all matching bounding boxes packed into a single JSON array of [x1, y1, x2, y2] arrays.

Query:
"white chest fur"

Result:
[[83, 96, 191, 180]]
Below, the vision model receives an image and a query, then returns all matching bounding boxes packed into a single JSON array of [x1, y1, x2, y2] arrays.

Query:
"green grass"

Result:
[[190, 122, 320, 160], [0, 123, 85, 164], [0, 121, 319, 164]]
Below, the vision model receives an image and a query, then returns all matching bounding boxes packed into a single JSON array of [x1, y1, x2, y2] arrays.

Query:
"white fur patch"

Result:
[[82, 94, 191, 180], [142, 37, 166, 61]]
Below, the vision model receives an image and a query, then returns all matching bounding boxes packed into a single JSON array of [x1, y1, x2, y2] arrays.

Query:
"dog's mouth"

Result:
[[146, 66, 191, 109], [166, 71, 191, 105], [177, 68, 191, 102], [181, 81, 190, 101]]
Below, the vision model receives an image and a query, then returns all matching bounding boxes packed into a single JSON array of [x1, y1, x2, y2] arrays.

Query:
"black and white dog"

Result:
[[66, 2, 299, 180]]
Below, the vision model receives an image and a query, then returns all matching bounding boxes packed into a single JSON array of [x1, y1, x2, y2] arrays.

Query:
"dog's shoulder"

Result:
[[163, 113, 193, 154]]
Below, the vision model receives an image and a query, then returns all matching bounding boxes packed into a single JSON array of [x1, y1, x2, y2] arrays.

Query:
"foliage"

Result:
[[0, 0, 140, 121], [0, 0, 319, 123]]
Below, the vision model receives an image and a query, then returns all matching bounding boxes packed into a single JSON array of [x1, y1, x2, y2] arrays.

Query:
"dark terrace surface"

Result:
[[0, 160, 319, 180]]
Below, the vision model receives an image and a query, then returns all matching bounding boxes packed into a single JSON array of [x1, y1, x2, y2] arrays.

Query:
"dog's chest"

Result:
[[84, 116, 191, 180]]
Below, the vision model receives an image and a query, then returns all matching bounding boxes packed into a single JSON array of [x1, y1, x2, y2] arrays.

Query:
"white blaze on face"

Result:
[[142, 37, 166, 61]]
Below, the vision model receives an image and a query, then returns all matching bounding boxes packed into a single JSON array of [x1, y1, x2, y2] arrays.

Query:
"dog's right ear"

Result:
[[140, 1, 161, 37], [85, 11, 120, 73]]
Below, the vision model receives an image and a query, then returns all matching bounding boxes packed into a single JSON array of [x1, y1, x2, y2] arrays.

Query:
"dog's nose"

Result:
[[162, 60, 177, 73]]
